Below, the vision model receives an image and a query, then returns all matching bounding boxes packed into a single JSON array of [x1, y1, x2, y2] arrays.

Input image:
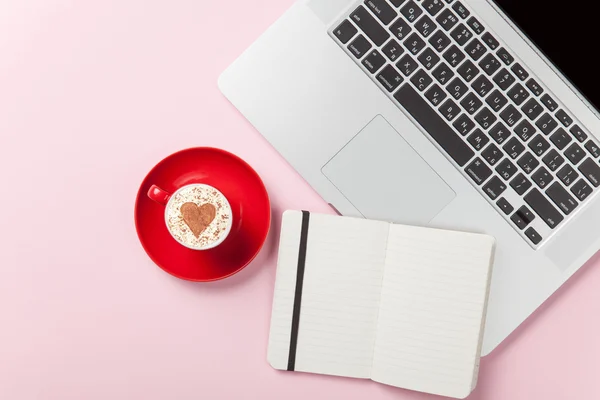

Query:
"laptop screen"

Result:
[[492, 0, 600, 113]]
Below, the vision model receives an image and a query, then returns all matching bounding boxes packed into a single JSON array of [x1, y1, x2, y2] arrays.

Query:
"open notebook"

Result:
[[268, 211, 495, 399]]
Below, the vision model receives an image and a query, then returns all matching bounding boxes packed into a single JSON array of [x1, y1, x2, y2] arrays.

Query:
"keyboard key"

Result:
[[497, 197, 514, 215], [503, 137, 525, 159], [549, 128, 572, 150], [415, 15, 437, 37], [400, 0, 423, 22], [482, 143, 503, 165], [565, 143, 586, 165], [585, 140, 600, 158], [499, 104, 522, 127], [497, 47, 514, 65], [514, 120, 536, 142], [382, 39, 405, 61], [450, 23, 472, 46], [440, 98, 460, 121], [571, 179, 593, 201], [452, 1, 470, 19], [348, 35, 372, 58], [390, 0, 407, 6], [422, 0, 445, 16], [443, 45, 465, 67], [432, 62, 454, 84], [376, 65, 405, 92], [425, 83, 448, 106], [517, 151, 539, 174], [555, 109, 573, 127], [471, 75, 493, 97], [465, 39, 487, 61], [467, 16, 484, 34], [418, 48, 441, 70], [351, 7, 390, 46], [362, 50, 387, 73], [525, 227, 542, 245], [542, 149, 565, 172], [535, 113, 558, 135], [453, 113, 475, 135], [525, 188, 563, 229], [475, 107, 496, 130], [486, 90, 507, 112], [429, 30, 451, 52], [569, 124, 588, 143], [411, 69, 433, 91], [394, 84, 474, 166], [465, 157, 492, 185], [333, 20, 358, 44], [365, 0, 398, 25], [397, 54, 419, 76], [390, 17, 412, 40], [541, 94, 559, 112], [532, 166, 553, 189], [447, 77, 469, 99], [479, 54, 501, 76], [510, 173, 532, 195], [493, 68, 516, 91], [525, 78, 543, 96], [578, 158, 600, 187], [483, 176, 507, 199], [496, 158, 518, 181], [404, 33, 427, 55], [546, 182, 578, 215], [519, 206, 536, 223], [457, 60, 479, 82], [521, 98, 543, 121], [511, 63, 529, 81], [489, 122, 511, 144], [507, 83, 530, 106], [436, 8, 459, 31], [557, 164, 578, 186], [529, 135, 551, 156], [460, 92, 483, 115], [511, 206, 535, 229], [467, 128, 489, 150], [510, 214, 527, 229], [482, 32, 499, 50]]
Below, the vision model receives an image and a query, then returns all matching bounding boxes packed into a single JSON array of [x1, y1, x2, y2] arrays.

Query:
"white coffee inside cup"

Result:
[[165, 184, 233, 250]]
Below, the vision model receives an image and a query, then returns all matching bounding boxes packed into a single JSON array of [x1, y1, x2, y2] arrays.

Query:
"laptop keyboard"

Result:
[[331, 0, 600, 248]]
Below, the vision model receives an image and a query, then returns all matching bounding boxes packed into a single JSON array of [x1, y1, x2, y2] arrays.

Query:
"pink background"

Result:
[[1, 1, 599, 399]]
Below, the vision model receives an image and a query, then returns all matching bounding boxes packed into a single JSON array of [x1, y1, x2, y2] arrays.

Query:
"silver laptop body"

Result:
[[219, 0, 600, 354]]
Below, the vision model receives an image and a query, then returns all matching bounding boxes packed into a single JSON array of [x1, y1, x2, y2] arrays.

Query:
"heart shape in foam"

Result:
[[180, 202, 216, 238]]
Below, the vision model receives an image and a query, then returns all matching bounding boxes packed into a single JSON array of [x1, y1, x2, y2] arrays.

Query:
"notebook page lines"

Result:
[[267, 211, 304, 370], [293, 213, 389, 379], [371, 224, 494, 398]]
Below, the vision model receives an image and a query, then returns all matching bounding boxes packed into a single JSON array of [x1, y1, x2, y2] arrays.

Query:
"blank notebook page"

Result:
[[268, 211, 390, 379], [371, 225, 494, 399]]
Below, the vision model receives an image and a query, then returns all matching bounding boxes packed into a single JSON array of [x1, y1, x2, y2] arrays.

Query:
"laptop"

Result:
[[219, 0, 600, 355]]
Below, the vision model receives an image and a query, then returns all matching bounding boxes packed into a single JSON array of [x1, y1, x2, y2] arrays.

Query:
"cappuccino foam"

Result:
[[165, 184, 232, 250]]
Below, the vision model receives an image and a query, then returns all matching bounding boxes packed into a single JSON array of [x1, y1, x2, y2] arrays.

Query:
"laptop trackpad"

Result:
[[322, 115, 456, 225]]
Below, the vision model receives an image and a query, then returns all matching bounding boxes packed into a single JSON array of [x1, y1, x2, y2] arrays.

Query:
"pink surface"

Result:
[[1, 1, 599, 399]]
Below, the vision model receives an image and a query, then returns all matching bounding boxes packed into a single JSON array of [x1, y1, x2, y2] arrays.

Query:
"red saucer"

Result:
[[135, 148, 271, 282]]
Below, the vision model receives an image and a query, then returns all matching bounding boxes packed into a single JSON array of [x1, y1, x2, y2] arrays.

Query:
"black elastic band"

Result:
[[287, 210, 310, 371]]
